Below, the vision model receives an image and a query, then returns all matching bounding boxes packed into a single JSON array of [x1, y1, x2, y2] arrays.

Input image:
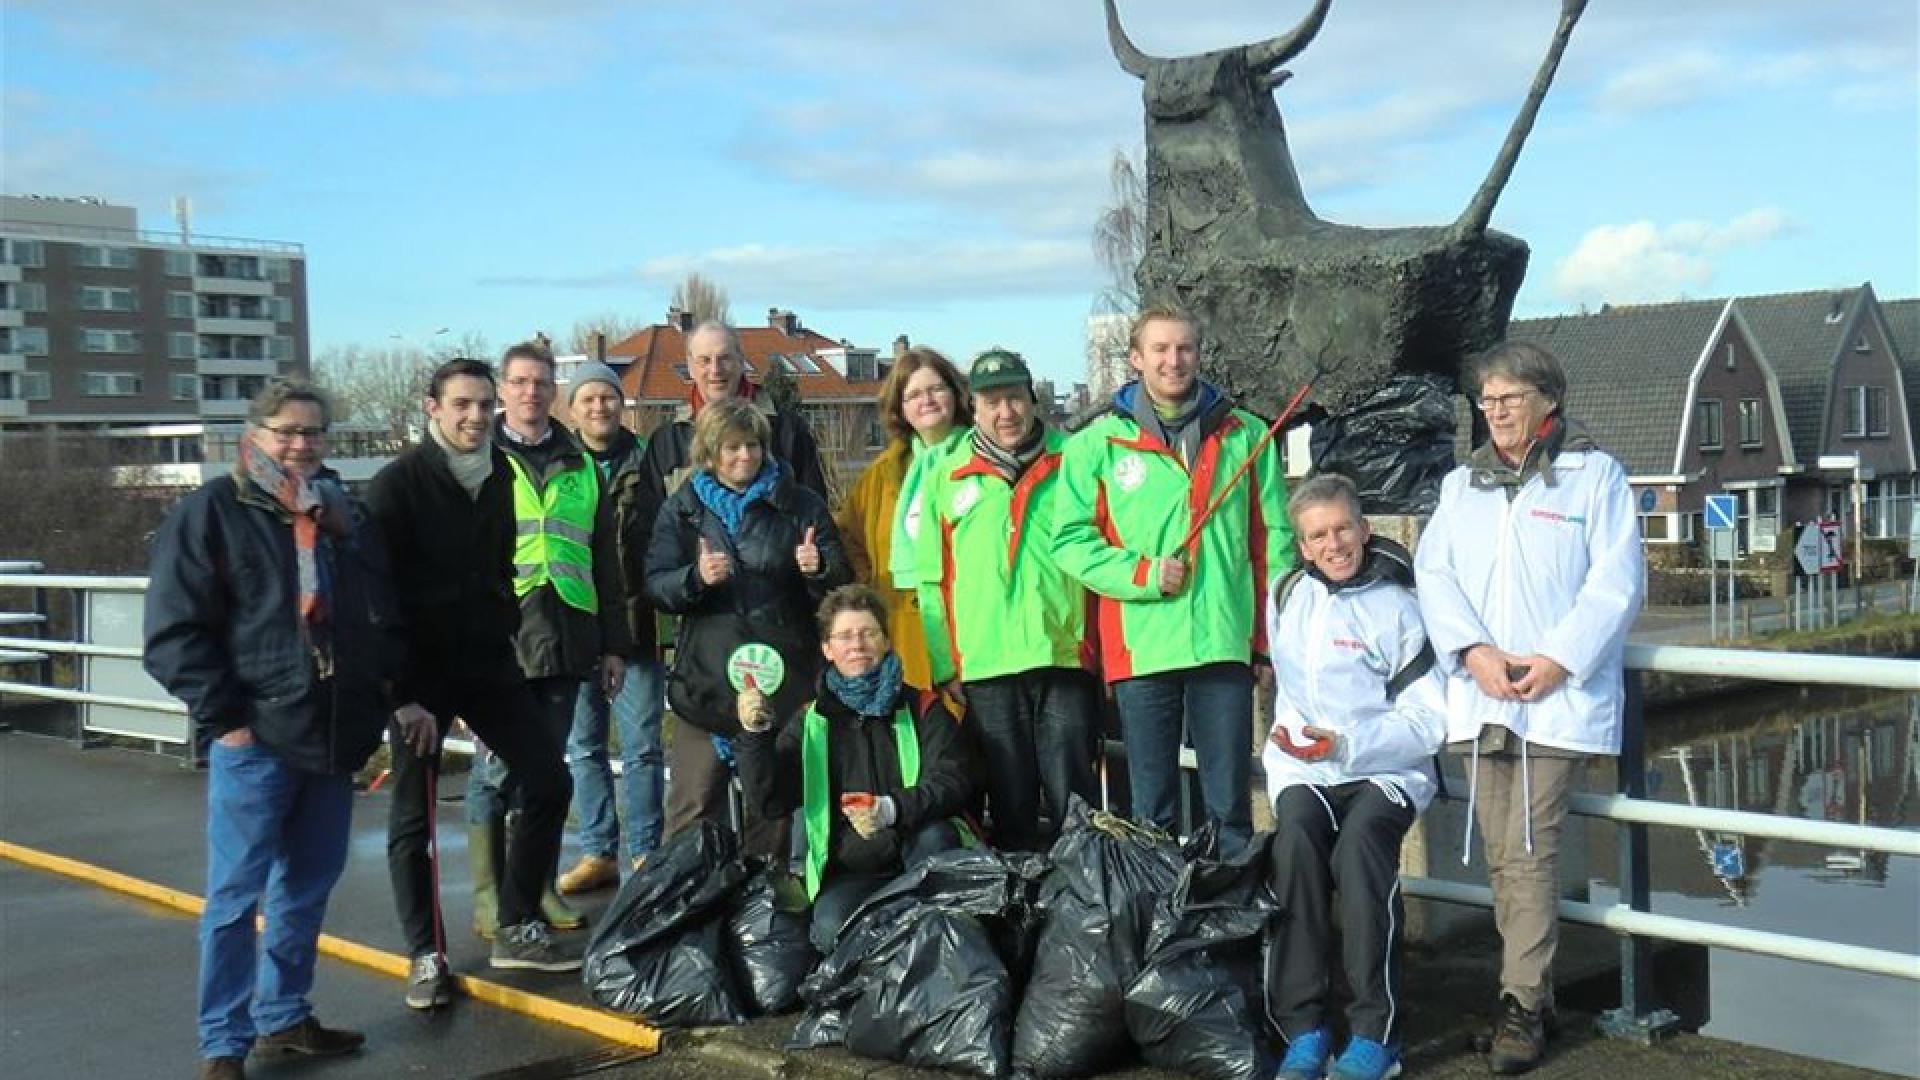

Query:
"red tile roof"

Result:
[[609, 321, 882, 404]]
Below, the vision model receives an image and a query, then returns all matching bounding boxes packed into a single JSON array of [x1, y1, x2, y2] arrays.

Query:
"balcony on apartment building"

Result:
[[195, 298, 277, 338], [193, 254, 274, 297]]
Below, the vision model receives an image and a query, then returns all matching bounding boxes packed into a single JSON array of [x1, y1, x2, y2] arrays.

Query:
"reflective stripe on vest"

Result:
[[506, 453, 601, 613], [801, 705, 918, 902]]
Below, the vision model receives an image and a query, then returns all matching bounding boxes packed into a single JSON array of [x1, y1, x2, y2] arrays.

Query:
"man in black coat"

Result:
[[369, 357, 581, 1012], [146, 379, 401, 1079]]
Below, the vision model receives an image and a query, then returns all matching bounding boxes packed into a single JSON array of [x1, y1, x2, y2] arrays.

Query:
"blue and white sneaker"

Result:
[[1328, 1035, 1401, 1080], [1276, 1027, 1332, 1080]]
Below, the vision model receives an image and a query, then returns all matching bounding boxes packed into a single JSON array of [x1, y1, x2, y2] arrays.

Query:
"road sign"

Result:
[[1707, 529, 1736, 562], [1704, 494, 1739, 531], [1794, 524, 1823, 576], [1638, 488, 1657, 514], [1819, 519, 1843, 572]]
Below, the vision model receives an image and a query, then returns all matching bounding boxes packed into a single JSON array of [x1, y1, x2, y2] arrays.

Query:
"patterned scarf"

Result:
[[1468, 413, 1597, 495], [691, 456, 784, 537], [970, 419, 1047, 484], [238, 439, 351, 669], [826, 651, 904, 718]]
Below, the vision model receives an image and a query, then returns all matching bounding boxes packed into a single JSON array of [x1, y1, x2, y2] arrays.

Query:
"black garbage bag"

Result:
[[1012, 799, 1184, 1078], [1124, 832, 1278, 1080], [726, 859, 817, 1016], [1310, 373, 1455, 515], [792, 847, 1037, 1079], [581, 821, 751, 1027]]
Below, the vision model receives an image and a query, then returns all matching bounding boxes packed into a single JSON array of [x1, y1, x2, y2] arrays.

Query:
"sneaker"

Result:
[[406, 951, 454, 1010], [1328, 1035, 1400, 1080], [1276, 1027, 1332, 1079], [1488, 993, 1546, 1075], [253, 1015, 365, 1057], [557, 854, 620, 894], [197, 1057, 245, 1080], [490, 920, 583, 973]]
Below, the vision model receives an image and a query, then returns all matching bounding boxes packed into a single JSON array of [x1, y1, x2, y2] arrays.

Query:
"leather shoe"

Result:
[[254, 1015, 365, 1057], [198, 1057, 245, 1080], [557, 854, 619, 894]]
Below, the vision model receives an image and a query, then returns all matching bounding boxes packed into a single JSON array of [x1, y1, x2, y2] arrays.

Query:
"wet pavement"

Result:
[[1, 721, 1904, 1079]]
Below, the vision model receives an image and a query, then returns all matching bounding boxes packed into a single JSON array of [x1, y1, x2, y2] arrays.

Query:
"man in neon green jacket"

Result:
[[915, 349, 1100, 851], [1051, 304, 1292, 854]]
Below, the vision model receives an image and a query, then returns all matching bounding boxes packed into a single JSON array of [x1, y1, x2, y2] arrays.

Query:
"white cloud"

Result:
[[1552, 208, 1792, 305], [1596, 52, 1729, 114]]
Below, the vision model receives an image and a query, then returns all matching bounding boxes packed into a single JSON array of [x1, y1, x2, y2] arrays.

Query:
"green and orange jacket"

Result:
[[1050, 381, 1293, 682]]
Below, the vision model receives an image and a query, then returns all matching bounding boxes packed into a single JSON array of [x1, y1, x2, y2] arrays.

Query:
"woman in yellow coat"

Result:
[[836, 347, 972, 689]]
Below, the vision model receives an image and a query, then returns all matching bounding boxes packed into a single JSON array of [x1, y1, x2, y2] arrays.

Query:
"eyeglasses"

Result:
[[903, 385, 955, 404], [259, 424, 328, 442], [828, 628, 886, 645], [1476, 390, 1535, 414]]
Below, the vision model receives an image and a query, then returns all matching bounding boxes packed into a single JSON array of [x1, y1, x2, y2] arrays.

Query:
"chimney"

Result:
[[666, 305, 694, 332], [892, 334, 910, 361], [768, 308, 801, 336]]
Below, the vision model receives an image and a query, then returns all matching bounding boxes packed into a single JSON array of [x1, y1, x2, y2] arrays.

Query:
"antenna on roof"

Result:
[[172, 196, 192, 244]]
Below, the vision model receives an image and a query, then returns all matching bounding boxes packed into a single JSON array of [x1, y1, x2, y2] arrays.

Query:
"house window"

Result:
[[168, 291, 196, 319], [12, 326, 49, 355], [170, 373, 200, 401], [1737, 399, 1763, 448], [2, 238, 46, 267], [846, 353, 878, 382], [267, 259, 292, 284], [78, 285, 140, 312], [1854, 332, 1871, 353], [1638, 514, 1671, 542], [2, 282, 46, 311], [672, 363, 691, 381], [269, 336, 294, 361], [1865, 477, 1914, 539], [164, 250, 193, 277], [75, 245, 137, 270], [169, 332, 198, 360], [17, 370, 51, 400], [1694, 400, 1723, 450], [1748, 486, 1780, 552], [84, 372, 143, 397], [1844, 386, 1890, 437], [79, 328, 141, 353], [272, 296, 293, 323], [780, 352, 821, 375]]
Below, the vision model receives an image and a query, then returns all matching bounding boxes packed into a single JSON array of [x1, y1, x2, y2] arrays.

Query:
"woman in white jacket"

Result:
[[1263, 473, 1447, 1080], [1414, 341, 1645, 1075]]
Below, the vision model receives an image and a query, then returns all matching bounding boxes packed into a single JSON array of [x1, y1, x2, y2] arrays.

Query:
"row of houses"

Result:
[[1506, 284, 1916, 577]]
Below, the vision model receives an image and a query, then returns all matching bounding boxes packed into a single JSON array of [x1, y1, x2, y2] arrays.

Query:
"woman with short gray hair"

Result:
[[1413, 340, 1645, 1074]]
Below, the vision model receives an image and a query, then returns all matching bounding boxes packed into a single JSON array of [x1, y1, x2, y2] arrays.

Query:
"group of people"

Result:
[[144, 305, 1642, 1080]]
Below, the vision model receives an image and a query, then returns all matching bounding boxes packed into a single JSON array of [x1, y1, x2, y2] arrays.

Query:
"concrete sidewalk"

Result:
[[0, 726, 1895, 1079]]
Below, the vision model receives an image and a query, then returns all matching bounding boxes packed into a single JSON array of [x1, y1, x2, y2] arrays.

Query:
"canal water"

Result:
[[1588, 684, 1919, 1076]]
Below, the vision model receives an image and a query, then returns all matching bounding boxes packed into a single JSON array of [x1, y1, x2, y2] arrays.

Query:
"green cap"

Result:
[[968, 348, 1033, 394]]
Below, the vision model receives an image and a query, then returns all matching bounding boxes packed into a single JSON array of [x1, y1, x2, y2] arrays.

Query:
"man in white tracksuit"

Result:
[[1263, 473, 1447, 1080], [1414, 340, 1645, 1075]]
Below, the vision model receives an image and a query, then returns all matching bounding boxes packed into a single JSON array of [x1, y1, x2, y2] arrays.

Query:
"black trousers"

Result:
[[962, 667, 1100, 852], [1266, 780, 1416, 1045], [386, 676, 573, 956], [808, 819, 959, 954]]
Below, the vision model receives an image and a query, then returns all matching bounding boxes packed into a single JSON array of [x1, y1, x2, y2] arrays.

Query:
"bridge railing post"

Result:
[[1598, 669, 1682, 1042]]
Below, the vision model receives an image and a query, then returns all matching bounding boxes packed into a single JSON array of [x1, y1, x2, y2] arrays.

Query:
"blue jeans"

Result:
[[199, 740, 352, 1059], [567, 657, 665, 862], [1111, 661, 1254, 855]]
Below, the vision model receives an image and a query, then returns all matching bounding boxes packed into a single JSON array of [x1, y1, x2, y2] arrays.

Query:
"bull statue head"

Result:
[[1108, 0, 1587, 507]]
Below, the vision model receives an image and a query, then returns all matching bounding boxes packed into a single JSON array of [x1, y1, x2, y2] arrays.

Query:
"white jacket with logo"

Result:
[[1414, 448, 1646, 756], [1261, 545, 1449, 812]]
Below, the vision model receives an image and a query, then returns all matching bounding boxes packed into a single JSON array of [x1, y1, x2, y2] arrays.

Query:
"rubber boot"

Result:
[[541, 881, 586, 931], [468, 816, 504, 941]]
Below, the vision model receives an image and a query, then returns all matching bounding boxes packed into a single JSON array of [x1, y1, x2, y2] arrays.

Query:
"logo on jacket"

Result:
[[903, 495, 923, 540], [950, 480, 982, 518], [1529, 508, 1587, 527], [1113, 454, 1147, 493]]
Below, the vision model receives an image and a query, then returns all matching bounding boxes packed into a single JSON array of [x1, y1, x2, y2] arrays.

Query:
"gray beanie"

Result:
[[567, 361, 623, 405]]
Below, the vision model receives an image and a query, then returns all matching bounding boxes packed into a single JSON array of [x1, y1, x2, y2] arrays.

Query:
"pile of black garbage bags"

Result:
[[583, 800, 1279, 1080]]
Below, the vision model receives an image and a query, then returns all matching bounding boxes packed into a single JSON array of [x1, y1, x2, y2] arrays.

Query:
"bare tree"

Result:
[[317, 332, 486, 439], [1091, 147, 1146, 315], [671, 272, 731, 324], [0, 439, 171, 574], [758, 357, 800, 414], [565, 313, 646, 358]]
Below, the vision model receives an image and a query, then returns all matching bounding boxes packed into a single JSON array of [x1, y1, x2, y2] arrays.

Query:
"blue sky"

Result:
[[5, 1, 1914, 386]]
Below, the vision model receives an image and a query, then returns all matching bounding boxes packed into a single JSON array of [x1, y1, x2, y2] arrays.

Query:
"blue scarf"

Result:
[[691, 457, 784, 537], [826, 652, 903, 719]]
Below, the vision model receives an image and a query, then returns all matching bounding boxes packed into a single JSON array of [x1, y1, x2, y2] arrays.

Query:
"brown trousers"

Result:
[[663, 713, 788, 858], [1470, 751, 1585, 1011]]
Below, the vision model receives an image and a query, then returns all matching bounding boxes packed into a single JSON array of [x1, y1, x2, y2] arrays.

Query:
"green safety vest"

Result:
[[800, 704, 919, 902], [506, 453, 601, 613]]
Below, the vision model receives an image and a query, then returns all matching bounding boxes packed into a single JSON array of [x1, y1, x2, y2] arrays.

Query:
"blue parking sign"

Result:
[[1704, 494, 1738, 531]]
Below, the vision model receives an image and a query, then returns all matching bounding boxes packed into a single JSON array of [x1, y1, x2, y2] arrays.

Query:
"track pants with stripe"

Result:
[[1266, 779, 1416, 1045]]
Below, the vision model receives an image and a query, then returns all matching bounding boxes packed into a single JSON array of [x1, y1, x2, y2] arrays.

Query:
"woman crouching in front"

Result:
[[733, 584, 973, 953]]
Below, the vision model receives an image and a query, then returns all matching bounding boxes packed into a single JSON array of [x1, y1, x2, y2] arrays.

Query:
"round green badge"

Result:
[[727, 643, 786, 694]]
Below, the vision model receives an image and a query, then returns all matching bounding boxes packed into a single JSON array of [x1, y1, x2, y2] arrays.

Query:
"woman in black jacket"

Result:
[[645, 398, 850, 856], [734, 584, 972, 953]]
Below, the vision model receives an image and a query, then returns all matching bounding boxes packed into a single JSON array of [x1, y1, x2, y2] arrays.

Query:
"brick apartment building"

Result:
[[0, 195, 309, 470]]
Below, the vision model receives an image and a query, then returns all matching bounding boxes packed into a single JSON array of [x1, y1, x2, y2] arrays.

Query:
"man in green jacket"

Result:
[[1051, 304, 1292, 855], [915, 349, 1099, 851]]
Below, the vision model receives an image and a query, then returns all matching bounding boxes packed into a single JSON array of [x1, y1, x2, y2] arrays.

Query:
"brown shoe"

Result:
[[254, 1015, 365, 1058], [557, 854, 619, 895], [1488, 993, 1545, 1075], [198, 1057, 245, 1080]]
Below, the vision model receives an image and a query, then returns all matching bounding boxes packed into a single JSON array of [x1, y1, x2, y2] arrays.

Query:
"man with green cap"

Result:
[[915, 348, 1099, 851]]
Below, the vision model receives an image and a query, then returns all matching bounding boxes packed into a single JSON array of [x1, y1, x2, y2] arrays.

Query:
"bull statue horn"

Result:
[[1454, 0, 1586, 238], [1104, 0, 1153, 79], [1245, 0, 1333, 73]]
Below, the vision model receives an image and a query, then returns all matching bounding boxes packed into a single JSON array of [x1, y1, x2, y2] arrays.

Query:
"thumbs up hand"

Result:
[[697, 535, 733, 586], [795, 524, 822, 576], [736, 673, 773, 732]]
